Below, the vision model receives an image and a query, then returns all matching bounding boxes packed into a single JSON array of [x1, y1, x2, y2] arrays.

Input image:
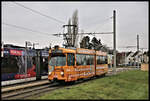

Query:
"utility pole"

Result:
[[137, 34, 140, 68], [124, 52, 126, 66], [36, 51, 41, 80], [141, 48, 144, 63], [113, 10, 116, 73], [137, 34, 139, 52]]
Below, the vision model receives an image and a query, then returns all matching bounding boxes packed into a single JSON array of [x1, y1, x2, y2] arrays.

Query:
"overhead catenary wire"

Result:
[[89, 16, 113, 26], [82, 16, 113, 33], [117, 46, 147, 49], [52, 32, 113, 36], [78, 16, 113, 42], [92, 16, 113, 32], [91, 16, 113, 39], [13, 2, 65, 24], [78, 16, 113, 48], [2, 22, 56, 37]]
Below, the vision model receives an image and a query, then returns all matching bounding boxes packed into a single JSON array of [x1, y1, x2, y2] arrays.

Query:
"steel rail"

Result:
[[2, 83, 60, 100]]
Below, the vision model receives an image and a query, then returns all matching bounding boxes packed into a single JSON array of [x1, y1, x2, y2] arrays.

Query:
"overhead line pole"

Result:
[[113, 10, 116, 73], [137, 34, 140, 69], [137, 34, 139, 52]]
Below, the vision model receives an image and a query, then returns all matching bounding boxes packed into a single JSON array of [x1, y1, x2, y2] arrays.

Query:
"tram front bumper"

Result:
[[48, 72, 67, 81]]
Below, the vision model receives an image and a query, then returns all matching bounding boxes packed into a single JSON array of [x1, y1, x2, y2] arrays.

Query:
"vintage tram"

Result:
[[48, 46, 108, 83]]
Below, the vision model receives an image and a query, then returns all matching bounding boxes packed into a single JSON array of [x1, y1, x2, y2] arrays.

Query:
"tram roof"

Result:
[[49, 47, 76, 54], [49, 46, 107, 56], [76, 48, 95, 54], [96, 51, 107, 56], [49, 46, 95, 54]]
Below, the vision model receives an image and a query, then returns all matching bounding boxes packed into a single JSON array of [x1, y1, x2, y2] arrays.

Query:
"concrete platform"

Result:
[[1, 76, 48, 86]]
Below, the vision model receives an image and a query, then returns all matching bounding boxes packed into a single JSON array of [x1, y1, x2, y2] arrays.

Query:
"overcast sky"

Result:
[[2, 1, 148, 52]]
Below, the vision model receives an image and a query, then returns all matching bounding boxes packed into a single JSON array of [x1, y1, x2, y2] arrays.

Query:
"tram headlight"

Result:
[[49, 72, 52, 75], [60, 71, 64, 75]]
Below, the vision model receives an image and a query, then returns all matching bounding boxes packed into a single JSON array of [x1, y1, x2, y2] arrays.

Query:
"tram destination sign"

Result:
[[51, 49, 62, 53], [77, 49, 95, 54]]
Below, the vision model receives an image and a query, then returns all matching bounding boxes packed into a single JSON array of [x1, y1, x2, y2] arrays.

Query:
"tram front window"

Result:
[[49, 54, 66, 66]]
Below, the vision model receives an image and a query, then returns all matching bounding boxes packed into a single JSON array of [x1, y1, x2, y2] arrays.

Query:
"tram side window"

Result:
[[104, 56, 108, 64], [86, 55, 90, 65], [100, 56, 103, 64], [97, 56, 108, 64], [67, 53, 75, 66], [103, 56, 107, 64], [89, 55, 94, 65], [83, 55, 87, 65], [97, 56, 100, 64], [103, 56, 105, 64], [76, 54, 94, 66], [76, 54, 86, 66], [76, 54, 81, 65], [96, 56, 98, 64], [101, 56, 105, 64]]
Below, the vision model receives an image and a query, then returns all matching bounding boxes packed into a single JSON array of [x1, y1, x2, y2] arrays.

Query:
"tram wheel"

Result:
[[102, 73, 106, 77], [66, 81, 75, 85]]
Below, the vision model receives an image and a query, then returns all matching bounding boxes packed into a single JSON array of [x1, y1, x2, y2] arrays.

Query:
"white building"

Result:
[[143, 51, 149, 63], [131, 51, 143, 65], [125, 51, 134, 65]]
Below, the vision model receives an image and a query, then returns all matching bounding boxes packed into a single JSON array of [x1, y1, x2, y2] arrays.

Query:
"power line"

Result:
[[118, 46, 147, 49], [2, 22, 52, 37], [89, 16, 113, 32], [81, 16, 112, 32], [13, 2, 65, 24], [90, 16, 113, 25], [52, 32, 113, 36]]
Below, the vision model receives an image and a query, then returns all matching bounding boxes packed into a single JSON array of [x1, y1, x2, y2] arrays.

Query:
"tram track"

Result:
[[1, 78, 92, 100], [2, 83, 61, 100], [2, 80, 61, 99], [1, 67, 138, 100], [2, 79, 49, 93]]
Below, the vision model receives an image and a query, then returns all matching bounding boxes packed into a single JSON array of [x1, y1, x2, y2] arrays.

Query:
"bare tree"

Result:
[[72, 9, 79, 47], [67, 18, 72, 46], [63, 9, 79, 48]]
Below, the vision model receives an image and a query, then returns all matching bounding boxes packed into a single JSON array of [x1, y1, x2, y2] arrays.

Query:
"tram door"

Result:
[[67, 53, 76, 81]]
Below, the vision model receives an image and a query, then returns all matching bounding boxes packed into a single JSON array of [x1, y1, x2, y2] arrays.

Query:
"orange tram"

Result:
[[48, 46, 108, 83]]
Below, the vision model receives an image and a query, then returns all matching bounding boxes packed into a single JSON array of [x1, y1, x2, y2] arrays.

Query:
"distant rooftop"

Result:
[[126, 51, 133, 57], [4, 44, 25, 48], [132, 51, 142, 57]]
